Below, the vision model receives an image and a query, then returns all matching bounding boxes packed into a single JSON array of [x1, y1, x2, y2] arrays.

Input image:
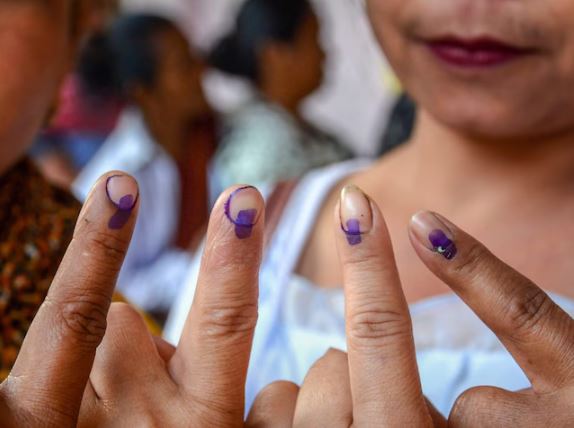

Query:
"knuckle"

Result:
[[311, 349, 348, 373], [347, 302, 412, 350], [199, 301, 259, 340], [50, 290, 110, 347], [190, 395, 242, 428], [450, 387, 483, 423], [451, 242, 487, 278], [257, 380, 299, 399], [504, 285, 554, 338], [450, 387, 505, 425]]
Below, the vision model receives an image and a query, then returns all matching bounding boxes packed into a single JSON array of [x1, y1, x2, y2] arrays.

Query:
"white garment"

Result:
[[73, 108, 190, 312], [164, 159, 574, 416]]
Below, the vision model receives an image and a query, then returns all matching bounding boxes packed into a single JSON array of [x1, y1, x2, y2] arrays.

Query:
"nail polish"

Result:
[[224, 186, 261, 239], [106, 175, 139, 230], [339, 185, 373, 246], [410, 211, 458, 260]]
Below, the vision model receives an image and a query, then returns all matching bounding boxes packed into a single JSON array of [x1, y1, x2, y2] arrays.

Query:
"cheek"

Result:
[[0, 22, 69, 165]]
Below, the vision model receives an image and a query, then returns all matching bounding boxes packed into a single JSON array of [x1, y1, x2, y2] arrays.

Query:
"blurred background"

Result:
[[125, 0, 398, 156], [29, 0, 413, 320]]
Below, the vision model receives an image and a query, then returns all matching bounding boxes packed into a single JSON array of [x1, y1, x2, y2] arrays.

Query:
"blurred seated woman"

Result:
[[209, 0, 352, 195], [0, 0, 161, 381], [167, 0, 574, 415], [74, 14, 217, 314]]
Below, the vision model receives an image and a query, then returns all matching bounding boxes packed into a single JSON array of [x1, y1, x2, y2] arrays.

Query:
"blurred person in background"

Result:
[[209, 0, 352, 196], [0, 0, 161, 382], [30, 0, 122, 189], [73, 14, 217, 315], [167, 0, 574, 415]]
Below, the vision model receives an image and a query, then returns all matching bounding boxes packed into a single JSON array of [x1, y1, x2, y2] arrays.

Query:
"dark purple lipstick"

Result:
[[427, 36, 533, 68]]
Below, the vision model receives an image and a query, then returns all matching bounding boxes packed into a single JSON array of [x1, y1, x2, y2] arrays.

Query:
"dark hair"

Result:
[[108, 14, 177, 93], [209, 0, 312, 82], [76, 32, 118, 97]]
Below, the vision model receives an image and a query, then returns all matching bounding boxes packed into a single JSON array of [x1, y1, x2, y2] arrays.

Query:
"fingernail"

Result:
[[106, 175, 139, 230], [106, 175, 139, 211], [224, 186, 262, 239], [410, 211, 458, 260], [339, 185, 373, 246]]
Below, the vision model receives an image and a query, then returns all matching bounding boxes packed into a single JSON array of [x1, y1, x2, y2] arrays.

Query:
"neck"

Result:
[[140, 106, 188, 160], [260, 81, 301, 117], [399, 110, 574, 211]]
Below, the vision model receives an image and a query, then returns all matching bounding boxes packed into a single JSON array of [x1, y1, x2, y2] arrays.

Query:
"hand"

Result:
[[248, 185, 443, 427], [409, 211, 574, 426], [0, 172, 140, 427], [0, 175, 266, 427], [249, 185, 574, 427], [79, 185, 265, 427]]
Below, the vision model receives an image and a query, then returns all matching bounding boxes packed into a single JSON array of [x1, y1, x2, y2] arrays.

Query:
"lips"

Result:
[[426, 37, 534, 68]]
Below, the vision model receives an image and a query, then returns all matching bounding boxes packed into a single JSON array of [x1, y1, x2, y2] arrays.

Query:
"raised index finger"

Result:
[[335, 186, 431, 426], [5, 173, 139, 425], [170, 186, 264, 425], [409, 211, 574, 390]]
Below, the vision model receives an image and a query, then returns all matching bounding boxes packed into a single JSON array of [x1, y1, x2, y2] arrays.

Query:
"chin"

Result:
[[429, 100, 540, 141]]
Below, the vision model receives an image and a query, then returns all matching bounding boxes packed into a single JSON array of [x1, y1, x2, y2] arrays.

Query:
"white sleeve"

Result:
[[117, 249, 192, 313], [163, 244, 203, 344]]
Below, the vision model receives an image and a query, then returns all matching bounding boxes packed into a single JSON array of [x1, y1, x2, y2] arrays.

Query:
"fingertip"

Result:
[[337, 185, 374, 247], [211, 185, 265, 241], [76, 171, 140, 235], [105, 174, 139, 212], [409, 211, 458, 261]]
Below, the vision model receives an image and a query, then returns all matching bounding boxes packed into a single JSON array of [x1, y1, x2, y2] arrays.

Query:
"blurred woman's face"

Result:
[[0, 0, 77, 174], [367, 0, 574, 141], [293, 13, 326, 98], [152, 28, 210, 121]]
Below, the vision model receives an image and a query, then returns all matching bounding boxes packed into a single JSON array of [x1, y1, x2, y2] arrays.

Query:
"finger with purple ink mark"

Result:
[[224, 186, 262, 239], [106, 175, 139, 230], [339, 185, 373, 246], [410, 211, 458, 260]]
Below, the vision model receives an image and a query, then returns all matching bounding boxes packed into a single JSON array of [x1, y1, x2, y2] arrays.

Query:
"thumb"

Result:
[[1, 172, 139, 427]]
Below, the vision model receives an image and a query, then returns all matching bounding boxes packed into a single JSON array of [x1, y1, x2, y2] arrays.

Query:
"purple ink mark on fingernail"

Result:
[[344, 219, 362, 246], [224, 186, 259, 239], [105, 175, 138, 229], [117, 194, 135, 211], [234, 209, 257, 239], [429, 229, 457, 260]]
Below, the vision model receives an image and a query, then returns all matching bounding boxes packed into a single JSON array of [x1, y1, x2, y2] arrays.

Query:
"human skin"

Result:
[[0, 0, 91, 175], [250, 186, 574, 427], [259, 12, 326, 117], [0, 176, 268, 427], [297, 0, 574, 303], [134, 26, 211, 162]]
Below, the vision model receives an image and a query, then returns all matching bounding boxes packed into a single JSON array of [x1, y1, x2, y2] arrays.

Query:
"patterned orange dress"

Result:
[[0, 160, 79, 380], [0, 160, 159, 380]]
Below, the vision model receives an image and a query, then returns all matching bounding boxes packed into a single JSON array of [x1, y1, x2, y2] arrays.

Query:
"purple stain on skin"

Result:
[[344, 219, 362, 246], [108, 194, 137, 230], [225, 186, 259, 239], [106, 177, 138, 230], [429, 229, 458, 260]]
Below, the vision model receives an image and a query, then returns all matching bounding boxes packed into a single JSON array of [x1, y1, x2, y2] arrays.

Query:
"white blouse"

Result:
[[165, 159, 574, 416], [74, 108, 191, 312]]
